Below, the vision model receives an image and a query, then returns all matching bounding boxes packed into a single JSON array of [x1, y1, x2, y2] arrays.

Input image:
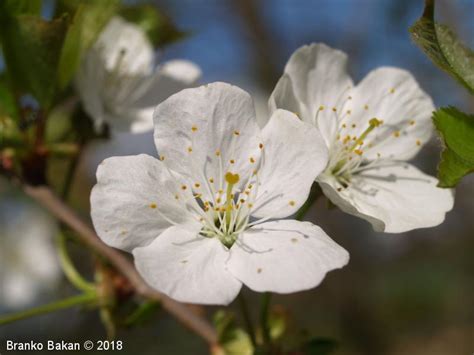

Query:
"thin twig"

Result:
[[22, 185, 219, 348]]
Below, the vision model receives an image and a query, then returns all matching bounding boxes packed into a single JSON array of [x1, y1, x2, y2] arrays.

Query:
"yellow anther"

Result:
[[216, 197, 221, 203], [390, 88, 395, 94], [248, 184, 253, 189], [194, 183, 201, 188], [149, 203, 157, 209], [347, 110, 352, 115], [250, 157, 255, 163], [289, 200, 295, 206], [159, 155, 165, 161], [364, 104, 369, 110], [225, 172, 240, 185], [342, 123, 347, 128], [291, 238, 298, 243], [332, 107, 337, 112], [187, 146, 193, 153], [215, 150, 221, 156], [191, 125, 198, 132], [369, 118, 382, 127], [233, 130, 240, 136], [393, 131, 400, 137], [410, 120, 416, 126], [209, 178, 214, 183], [181, 185, 187, 190], [336, 134, 341, 140], [416, 139, 421, 146], [240, 198, 245, 203], [351, 123, 356, 128], [247, 203, 253, 208], [175, 194, 179, 200], [259, 143, 264, 149], [218, 189, 224, 194], [354, 149, 363, 156], [348, 96, 352, 100], [319, 105, 325, 111], [229, 159, 235, 164], [343, 135, 351, 144]]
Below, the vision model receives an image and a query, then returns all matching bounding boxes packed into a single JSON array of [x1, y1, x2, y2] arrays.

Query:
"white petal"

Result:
[[318, 163, 454, 233], [153, 82, 261, 197], [269, 43, 353, 145], [75, 48, 106, 131], [133, 226, 242, 305], [91, 154, 199, 252], [132, 60, 201, 108], [268, 74, 301, 120], [227, 220, 349, 293], [342, 67, 435, 160], [252, 109, 328, 218], [106, 107, 155, 134], [95, 16, 153, 75]]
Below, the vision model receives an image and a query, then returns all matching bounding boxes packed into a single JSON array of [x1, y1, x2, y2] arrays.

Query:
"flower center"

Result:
[[197, 171, 256, 248], [327, 118, 382, 187]]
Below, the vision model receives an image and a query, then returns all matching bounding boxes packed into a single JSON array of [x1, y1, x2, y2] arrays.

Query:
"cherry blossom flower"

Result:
[[76, 16, 201, 133], [91, 82, 349, 305], [269, 43, 454, 233]]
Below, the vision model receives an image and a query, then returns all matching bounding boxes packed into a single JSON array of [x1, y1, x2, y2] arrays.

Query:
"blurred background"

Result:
[[1, 0, 473, 354]]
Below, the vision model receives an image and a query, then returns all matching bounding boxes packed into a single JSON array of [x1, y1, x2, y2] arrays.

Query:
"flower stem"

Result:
[[260, 292, 272, 347], [237, 292, 257, 346], [56, 232, 96, 293], [0, 292, 98, 326]]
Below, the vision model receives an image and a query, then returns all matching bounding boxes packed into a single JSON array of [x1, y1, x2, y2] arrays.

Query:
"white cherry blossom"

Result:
[[76, 16, 201, 133], [91, 82, 349, 305], [269, 43, 454, 233]]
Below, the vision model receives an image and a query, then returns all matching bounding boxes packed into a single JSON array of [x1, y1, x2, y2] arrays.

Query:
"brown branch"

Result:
[[22, 185, 219, 348]]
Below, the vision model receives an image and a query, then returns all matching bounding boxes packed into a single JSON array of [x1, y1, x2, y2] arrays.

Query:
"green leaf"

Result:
[[410, 0, 474, 94], [301, 338, 338, 355], [433, 106, 474, 187], [0, 0, 42, 16], [0, 15, 69, 108], [57, 0, 119, 88], [120, 4, 185, 47]]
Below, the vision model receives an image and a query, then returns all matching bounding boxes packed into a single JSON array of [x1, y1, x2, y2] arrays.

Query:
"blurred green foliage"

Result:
[[410, 0, 474, 188]]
